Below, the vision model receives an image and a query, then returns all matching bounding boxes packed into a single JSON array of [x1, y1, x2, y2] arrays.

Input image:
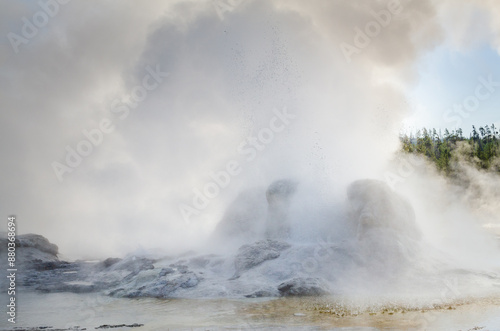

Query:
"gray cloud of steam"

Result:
[[2, 0, 491, 260]]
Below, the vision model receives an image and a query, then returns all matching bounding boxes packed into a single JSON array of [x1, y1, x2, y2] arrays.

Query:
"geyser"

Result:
[[3, 1, 500, 317]]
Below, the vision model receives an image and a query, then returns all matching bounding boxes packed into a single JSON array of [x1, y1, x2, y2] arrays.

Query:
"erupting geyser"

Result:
[[11, 175, 499, 304]]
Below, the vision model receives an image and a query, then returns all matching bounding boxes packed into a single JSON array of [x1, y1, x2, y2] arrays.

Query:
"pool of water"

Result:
[[2, 291, 500, 330]]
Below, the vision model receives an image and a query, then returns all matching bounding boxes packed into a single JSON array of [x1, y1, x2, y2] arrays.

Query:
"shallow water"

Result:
[[3, 291, 500, 330]]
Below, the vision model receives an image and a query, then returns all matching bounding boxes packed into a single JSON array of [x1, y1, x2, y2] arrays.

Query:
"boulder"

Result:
[[0, 233, 59, 265], [17, 234, 59, 256], [116, 270, 201, 298], [278, 277, 330, 296], [232, 239, 291, 278]]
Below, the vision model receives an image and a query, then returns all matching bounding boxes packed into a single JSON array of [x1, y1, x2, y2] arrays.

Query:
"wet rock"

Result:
[[0, 327, 87, 331], [0, 234, 59, 266], [232, 239, 291, 278], [159, 267, 175, 277], [122, 270, 142, 283], [278, 277, 330, 296], [244, 290, 274, 298], [0, 234, 94, 292], [32, 260, 73, 271], [36, 282, 98, 294], [114, 268, 201, 299], [160, 272, 200, 294], [17, 234, 59, 256], [109, 256, 155, 273], [97, 257, 122, 270], [178, 272, 199, 288], [95, 324, 143, 329], [21, 262, 80, 287]]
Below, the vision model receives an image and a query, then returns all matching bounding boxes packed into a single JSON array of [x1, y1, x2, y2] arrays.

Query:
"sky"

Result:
[[404, 0, 500, 135], [1, 0, 500, 259], [405, 43, 500, 135]]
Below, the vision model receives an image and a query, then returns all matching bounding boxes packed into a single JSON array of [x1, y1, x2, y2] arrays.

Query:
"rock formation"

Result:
[[346, 179, 422, 271], [0, 233, 59, 265], [347, 179, 421, 240], [265, 179, 298, 239], [211, 188, 267, 246], [10, 178, 494, 302], [210, 179, 298, 246], [278, 277, 330, 296], [232, 239, 291, 279]]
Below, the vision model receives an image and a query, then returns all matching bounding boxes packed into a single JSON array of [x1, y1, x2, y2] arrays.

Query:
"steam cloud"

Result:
[[1, 0, 499, 264]]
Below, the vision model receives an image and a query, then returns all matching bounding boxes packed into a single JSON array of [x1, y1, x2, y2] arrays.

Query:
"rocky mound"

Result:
[[9, 178, 497, 302]]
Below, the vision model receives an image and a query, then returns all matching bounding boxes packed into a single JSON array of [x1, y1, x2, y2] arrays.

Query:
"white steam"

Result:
[[1, 0, 499, 278]]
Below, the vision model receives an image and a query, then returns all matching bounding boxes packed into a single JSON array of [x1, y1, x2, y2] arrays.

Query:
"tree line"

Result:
[[400, 124, 500, 174]]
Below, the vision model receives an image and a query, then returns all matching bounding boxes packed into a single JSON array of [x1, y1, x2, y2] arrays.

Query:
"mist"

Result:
[[1, 0, 499, 292]]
